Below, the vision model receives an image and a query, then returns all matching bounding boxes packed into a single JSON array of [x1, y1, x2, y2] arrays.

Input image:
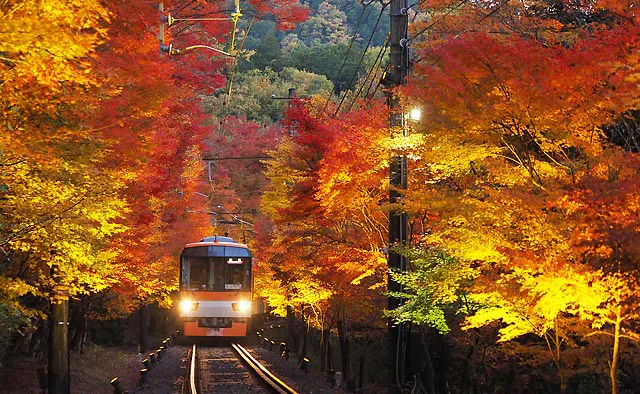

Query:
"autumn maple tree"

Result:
[[257, 96, 392, 381], [379, 0, 640, 392], [0, 0, 310, 362]]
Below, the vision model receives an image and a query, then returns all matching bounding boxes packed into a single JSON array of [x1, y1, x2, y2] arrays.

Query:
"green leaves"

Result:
[[386, 248, 472, 334]]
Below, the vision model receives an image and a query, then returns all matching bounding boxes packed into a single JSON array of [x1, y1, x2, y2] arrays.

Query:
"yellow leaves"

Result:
[[261, 139, 304, 219], [464, 299, 537, 342], [447, 215, 467, 227], [337, 249, 386, 286], [290, 279, 333, 308], [0, 153, 128, 299], [0, 0, 110, 119], [0, 277, 36, 299], [464, 265, 616, 343], [350, 269, 375, 285]]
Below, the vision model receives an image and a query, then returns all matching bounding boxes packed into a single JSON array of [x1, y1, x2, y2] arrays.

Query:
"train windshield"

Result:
[[181, 256, 251, 291]]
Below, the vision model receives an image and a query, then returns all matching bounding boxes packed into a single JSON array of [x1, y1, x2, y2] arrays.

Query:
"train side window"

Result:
[[180, 258, 189, 290], [244, 265, 251, 289]]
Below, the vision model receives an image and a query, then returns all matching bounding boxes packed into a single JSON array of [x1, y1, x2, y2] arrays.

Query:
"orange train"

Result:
[[178, 236, 253, 337]]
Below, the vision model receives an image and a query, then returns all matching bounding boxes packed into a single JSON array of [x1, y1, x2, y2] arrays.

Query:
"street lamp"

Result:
[[407, 107, 422, 122]]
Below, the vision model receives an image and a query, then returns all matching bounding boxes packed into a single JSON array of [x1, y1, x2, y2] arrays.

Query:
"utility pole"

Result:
[[384, 0, 410, 392], [49, 262, 70, 394]]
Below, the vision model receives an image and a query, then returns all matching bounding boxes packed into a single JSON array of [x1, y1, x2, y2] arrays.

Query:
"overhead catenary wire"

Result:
[[362, 2, 416, 104], [164, 2, 241, 54]]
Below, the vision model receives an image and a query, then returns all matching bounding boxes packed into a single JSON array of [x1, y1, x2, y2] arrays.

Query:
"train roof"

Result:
[[182, 235, 251, 257]]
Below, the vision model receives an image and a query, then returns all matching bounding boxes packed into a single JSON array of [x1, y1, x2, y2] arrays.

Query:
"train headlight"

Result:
[[179, 299, 198, 312], [232, 300, 251, 313]]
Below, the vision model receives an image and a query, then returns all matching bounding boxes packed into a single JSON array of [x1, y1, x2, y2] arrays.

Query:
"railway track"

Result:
[[186, 343, 298, 394]]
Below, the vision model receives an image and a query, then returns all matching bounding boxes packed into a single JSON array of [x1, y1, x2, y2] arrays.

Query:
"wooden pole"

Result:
[[384, 0, 409, 392], [49, 287, 70, 394]]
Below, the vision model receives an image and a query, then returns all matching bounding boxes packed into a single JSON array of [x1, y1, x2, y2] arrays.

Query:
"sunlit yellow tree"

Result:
[[389, 0, 640, 391]]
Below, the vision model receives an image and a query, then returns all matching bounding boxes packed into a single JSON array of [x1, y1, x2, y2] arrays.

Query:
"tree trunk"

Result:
[[299, 319, 308, 363], [139, 304, 149, 354], [321, 327, 329, 372], [337, 319, 351, 385], [69, 299, 87, 353], [461, 339, 478, 394], [543, 325, 566, 394], [69, 315, 86, 353], [28, 318, 47, 359], [434, 332, 451, 394], [327, 338, 333, 372], [610, 307, 622, 394], [421, 333, 436, 394], [358, 355, 365, 393], [286, 306, 298, 354], [556, 327, 566, 394]]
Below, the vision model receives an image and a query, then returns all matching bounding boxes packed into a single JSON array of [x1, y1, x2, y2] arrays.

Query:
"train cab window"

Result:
[[189, 260, 208, 290], [224, 259, 250, 290], [207, 246, 225, 256], [213, 259, 224, 290], [182, 253, 251, 291], [225, 263, 245, 290]]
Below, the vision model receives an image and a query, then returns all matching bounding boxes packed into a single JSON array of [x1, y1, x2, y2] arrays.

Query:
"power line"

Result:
[[365, 62, 390, 101], [357, 0, 506, 105], [320, 0, 378, 116], [333, 2, 389, 116], [347, 33, 389, 111]]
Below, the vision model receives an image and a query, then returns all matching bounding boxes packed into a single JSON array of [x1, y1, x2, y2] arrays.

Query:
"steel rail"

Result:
[[231, 342, 298, 394], [189, 344, 198, 394]]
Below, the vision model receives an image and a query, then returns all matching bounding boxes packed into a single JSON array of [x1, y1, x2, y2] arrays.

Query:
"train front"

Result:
[[178, 236, 252, 337]]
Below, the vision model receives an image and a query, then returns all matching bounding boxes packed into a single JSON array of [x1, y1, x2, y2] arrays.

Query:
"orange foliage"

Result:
[[259, 98, 389, 329]]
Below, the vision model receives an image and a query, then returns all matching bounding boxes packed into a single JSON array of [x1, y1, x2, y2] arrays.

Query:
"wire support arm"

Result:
[[160, 43, 235, 57]]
